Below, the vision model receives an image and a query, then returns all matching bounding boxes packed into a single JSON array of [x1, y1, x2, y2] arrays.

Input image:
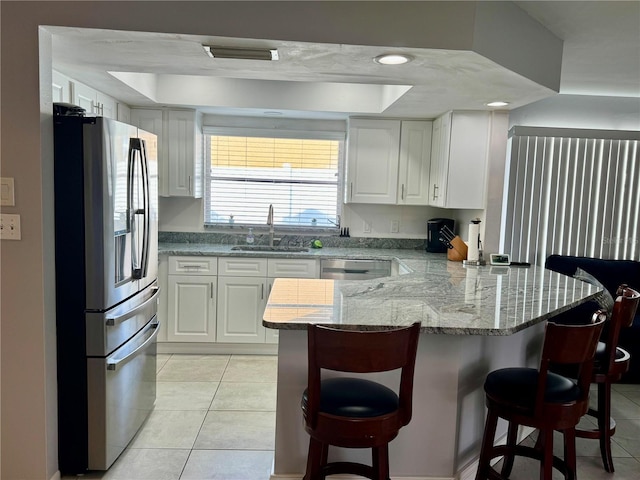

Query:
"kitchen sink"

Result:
[[231, 245, 309, 252]]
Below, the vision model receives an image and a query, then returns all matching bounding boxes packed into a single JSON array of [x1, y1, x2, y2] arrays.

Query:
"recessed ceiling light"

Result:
[[374, 54, 413, 65], [486, 101, 509, 107], [203, 45, 279, 61]]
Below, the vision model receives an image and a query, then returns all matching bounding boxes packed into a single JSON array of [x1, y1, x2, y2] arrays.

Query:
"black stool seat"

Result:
[[303, 378, 399, 418], [485, 368, 582, 411], [594, 342, 629, 367]]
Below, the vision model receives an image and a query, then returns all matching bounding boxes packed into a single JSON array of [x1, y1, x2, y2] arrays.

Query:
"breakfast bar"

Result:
[[263, 256, 601, 480]]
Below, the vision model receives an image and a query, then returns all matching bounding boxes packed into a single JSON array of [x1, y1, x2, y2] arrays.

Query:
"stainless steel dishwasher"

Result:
[[320, 259, 392, 280]]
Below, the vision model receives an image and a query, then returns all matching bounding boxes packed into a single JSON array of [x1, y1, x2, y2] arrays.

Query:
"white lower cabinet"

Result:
[[167, 256, 217, 342], [216, 257, 268, 343], [167, 276, 217, 342], [216, 276, 267, 343], [163, 255, 318, 347]]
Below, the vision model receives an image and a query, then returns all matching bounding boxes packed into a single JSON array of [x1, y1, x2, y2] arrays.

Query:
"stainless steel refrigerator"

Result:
[[53, 108, 159, 474]]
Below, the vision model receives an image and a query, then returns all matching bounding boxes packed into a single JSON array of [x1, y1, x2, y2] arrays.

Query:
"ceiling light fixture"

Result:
[[486, 101, 509, 107], [374, 54, 413, 65], [203, 45, 279, 61]]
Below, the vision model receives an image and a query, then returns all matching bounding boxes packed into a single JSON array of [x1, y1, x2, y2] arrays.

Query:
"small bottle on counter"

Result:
[[246, 228, 255, 244]]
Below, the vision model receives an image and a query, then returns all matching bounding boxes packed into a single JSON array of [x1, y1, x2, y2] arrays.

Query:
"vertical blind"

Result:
[[501, 127, 640, 264], [203, 132, 342, 227]]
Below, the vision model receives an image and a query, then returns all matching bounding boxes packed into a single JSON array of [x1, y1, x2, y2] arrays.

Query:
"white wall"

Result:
[[509, 94, 640, 130]]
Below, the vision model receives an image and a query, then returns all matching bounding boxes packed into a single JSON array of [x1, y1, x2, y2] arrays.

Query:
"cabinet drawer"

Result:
[[267, 258, 319, 278], [218, 257, 268, 277], [168, 256, 217, 275]]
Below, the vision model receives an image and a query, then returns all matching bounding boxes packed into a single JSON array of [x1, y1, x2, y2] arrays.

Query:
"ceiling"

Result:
[[49, 1, 640, 120]]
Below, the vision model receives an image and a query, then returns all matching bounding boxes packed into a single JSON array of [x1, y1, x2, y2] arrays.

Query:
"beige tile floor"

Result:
[[62, 354, 640, 480]]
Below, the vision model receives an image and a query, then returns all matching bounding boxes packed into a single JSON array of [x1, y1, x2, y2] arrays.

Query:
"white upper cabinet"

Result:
[[345, 118, 432, 205], [52, 70, 126, 121], [131, 108, 203, 198], [52, 70, 72, 103], [345, 119, 401, 204], [167, 109, 203, 198], [73, 80, 117, 119], [428, 111, 491, 209], [397, 120, 433, 205], [130, 109, 166, 195]]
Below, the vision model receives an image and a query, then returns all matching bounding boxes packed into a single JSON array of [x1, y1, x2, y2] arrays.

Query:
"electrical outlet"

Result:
[[391, 220, 400, 233], [363, 220, 371, 233], [0, 213, 21, 240]]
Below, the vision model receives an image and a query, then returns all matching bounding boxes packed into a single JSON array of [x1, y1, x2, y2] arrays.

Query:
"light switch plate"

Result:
[[0, 213, 21, 240], [391, 220, 400, 233], [363, 220, 371, 233], [0, 177, 15, 206]]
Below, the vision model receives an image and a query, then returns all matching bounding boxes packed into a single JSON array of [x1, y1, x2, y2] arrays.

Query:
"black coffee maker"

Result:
[[426, 218, 455, 252]]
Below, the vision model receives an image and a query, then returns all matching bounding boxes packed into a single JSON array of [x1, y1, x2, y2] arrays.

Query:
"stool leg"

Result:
[[563, 428, 577, 480], [372, 444, 390, 480], [304, 437, 326, 480], [597, 380, 615, 473], [476, 406, 499, 480], [500, 420, 518, 477], [539, 428, 554, 480]]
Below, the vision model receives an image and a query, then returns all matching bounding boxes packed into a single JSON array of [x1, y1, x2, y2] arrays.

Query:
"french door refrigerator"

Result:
[[53, 110, 159, 474]]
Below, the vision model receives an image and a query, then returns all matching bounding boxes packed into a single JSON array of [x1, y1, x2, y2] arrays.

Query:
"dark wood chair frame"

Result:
[[576, 284, 640, 472], [301, 322, 421, 480], [475, 317, 605, 480]]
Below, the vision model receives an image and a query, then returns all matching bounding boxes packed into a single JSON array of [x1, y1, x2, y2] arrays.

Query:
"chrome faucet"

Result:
[[267, 204, 275, 246]]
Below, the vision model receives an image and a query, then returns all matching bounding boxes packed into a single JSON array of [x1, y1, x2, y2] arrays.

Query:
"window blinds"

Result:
[[501, 127, 640, 264], [204, 134, 342, 227]]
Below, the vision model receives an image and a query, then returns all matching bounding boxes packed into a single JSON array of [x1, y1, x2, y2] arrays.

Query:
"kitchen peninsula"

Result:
[[262, 255, 600, 480]]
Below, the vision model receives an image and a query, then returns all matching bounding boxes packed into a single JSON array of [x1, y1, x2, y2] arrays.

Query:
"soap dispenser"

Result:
[[246, 228, 255, 245]]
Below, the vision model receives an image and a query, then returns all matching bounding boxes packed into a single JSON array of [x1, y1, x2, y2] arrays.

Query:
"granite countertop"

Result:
[[159, 242, 601, 336]]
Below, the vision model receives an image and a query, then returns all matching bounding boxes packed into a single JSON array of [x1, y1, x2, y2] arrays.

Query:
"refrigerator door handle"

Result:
[[106, 319, 159, 371], [105, 286, 160, 326], [139, 138, 151, 279], [128, 138, 150, 280]]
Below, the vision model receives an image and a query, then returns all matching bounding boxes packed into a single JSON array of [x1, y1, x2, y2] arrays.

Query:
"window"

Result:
[[204, 128, 343, 229]]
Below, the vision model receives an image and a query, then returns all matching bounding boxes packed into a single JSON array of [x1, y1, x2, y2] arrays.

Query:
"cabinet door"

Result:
[[74, 81, 98, 115], [168, 109, 202, 198], [167, 275, 216, 342], [445, 112, 490, 209], [52, 70, 72, 103], [130, 109, 167, 196], [428, 114, 450, 207], [265, 279, 279, 344], [398, 120, 433, 205], [96, 92, 117, 119], [217, 276, 267, 343], [117, 103, 131, 124], [345, 119, 400, 204]]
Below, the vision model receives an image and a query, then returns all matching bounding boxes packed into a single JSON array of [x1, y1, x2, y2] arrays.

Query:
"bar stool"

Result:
[[576, 284, 639, 472], [475, 316, 605, 480], [301, 322, 420, 480]]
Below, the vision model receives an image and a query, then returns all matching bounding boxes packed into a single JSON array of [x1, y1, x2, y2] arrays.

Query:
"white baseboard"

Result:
[[50, 471, 61, 480], [157, 342, 278, 355]]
